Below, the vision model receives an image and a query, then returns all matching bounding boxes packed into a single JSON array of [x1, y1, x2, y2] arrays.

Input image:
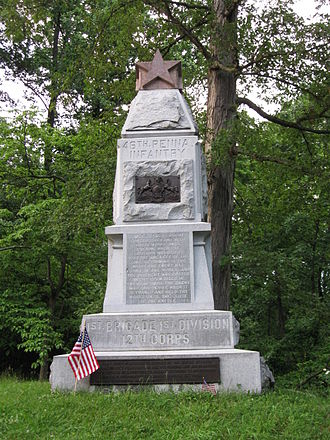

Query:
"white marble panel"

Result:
[[85, 311, 235, 351], [103, 223, 213, 313]]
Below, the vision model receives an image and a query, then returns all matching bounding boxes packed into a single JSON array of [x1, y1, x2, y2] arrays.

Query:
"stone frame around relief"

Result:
[[122, 159, 194, 221]]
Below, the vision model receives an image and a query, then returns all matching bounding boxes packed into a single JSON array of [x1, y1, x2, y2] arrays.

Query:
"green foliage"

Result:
[[231, 112, 329, 381], [0, 111, 119, 371], [0, 378, 329, 439], [0, 0, 146, 118], [238, 0, 329, 107], [0, 0, 147, 374], [0, 0, 328, 385], [278, 346, 330, 392]]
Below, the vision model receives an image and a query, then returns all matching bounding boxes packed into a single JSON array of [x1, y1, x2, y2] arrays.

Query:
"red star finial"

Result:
[[136, 50, 182, 90]]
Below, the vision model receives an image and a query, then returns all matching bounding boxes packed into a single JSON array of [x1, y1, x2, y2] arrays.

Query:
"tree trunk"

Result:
[[267, 301, 272, 336], [206, 0, 238, 309], [311, 219, 319, 296], [39, 362, 49, 381], [45, 8, 61, 171], [208, 157, 235, 310], [318, 267, 323, 298], [277, 290, 285, 338], [275, 273, 285, 337], [39, 256, 67, 381]]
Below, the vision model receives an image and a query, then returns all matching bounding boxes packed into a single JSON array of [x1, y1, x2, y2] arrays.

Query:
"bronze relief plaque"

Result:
[[135, 175, 180, 204]]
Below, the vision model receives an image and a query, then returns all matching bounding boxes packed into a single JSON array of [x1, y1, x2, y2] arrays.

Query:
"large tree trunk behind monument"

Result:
[[206, 1, 237, 310]]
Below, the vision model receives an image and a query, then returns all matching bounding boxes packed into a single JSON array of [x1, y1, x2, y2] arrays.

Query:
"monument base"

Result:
[[50, 349, 262, 393], [83, 310, 239, 351]]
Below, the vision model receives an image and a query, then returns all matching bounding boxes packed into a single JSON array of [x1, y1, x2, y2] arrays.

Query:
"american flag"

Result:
[[202, 378, 217, 396], [68, 327, 99, 380]]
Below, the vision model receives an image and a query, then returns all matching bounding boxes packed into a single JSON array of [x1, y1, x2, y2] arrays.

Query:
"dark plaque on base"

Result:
[[90, 358, 220, 385]]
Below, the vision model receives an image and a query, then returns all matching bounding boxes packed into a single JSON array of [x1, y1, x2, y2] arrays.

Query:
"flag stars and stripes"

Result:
[[68, 327, 99, 381]]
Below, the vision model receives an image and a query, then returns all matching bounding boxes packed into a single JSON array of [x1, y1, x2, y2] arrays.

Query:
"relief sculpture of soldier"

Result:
[[135, 175, 180, 204]]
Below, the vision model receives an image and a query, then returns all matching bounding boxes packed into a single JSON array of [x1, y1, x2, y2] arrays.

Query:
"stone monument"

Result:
[[50, 50, 262, 393]]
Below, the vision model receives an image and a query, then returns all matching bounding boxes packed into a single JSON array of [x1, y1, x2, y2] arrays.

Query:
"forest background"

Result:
[[0, 0, 328, 388]]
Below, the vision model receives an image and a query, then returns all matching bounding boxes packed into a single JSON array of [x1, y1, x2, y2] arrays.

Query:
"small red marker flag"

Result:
[[202, 377, 217, 396]]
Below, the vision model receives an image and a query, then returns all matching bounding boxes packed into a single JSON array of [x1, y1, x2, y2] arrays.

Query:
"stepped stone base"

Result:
[[50, 349, 261, 393]]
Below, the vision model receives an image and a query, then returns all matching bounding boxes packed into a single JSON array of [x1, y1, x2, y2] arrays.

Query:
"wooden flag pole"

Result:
[[74, 319, 86, 394]]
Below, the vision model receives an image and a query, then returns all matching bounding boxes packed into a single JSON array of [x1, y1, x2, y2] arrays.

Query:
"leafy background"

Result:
[[0, 0, 328, 389]]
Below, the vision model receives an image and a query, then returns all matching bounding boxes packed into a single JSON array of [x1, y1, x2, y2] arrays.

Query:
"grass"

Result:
[[0, 378, 329, 439]]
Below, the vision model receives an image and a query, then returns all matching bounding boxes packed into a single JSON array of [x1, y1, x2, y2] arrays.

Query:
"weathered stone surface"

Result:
[[126, 232, 191, 304], [50, 349, 261, 393], [260, 357, 275, 391], [84, 311, 235, 351], [49, 355, 90, 392], [123, 90, 194, 132], [103, 223, 214, 313], [233, 317, 240, 345], [113, 136, 205, 224], [119, 137, 193, 161], [123, 160, 194, 221], [218, 349, 261, 393]]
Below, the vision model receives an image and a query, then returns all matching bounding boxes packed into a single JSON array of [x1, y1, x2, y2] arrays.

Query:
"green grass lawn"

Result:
[[0, 378, 328, 439]]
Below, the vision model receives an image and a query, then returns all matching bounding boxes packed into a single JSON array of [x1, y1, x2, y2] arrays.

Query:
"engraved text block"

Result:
[[126, 232, 191, 304]]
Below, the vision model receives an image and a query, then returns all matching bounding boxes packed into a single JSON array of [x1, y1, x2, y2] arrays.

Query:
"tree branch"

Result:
[[147, 1, 239, 73], [25, 174, 66, 183], [210, 60, 238, 73], [48, 255, 67, 314], [21, 124, 66, 183], [236, 149, 293, 167], [162, 15, 210, 56], [297, 367, 329, 389], [166, 1, 209, 10], [297, 107, 329, 124], [239, 49, 295, 72], [301, 131, 313, 158], [240, 72, 320, 100], [94, 0, 138, 48], [19, 79, 49, 110], [237, 97, 330, 135], [161, 34, 187, 57], [146, 0, 212, 61], [236, 148, 321, 176], [0, 246, 31, 251]]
